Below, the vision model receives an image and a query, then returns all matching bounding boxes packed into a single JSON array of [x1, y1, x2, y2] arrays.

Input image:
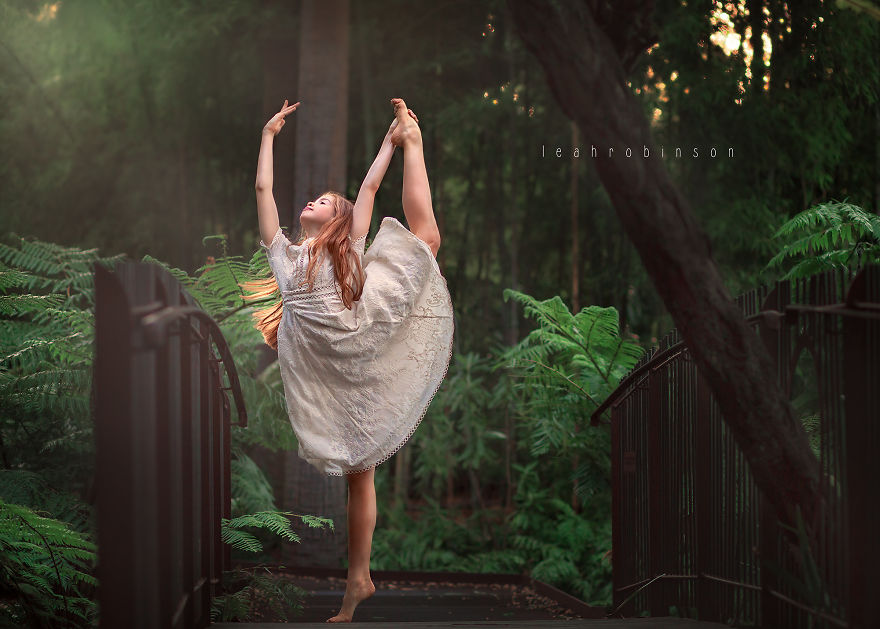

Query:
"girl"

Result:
[[241, 98, 454, 622]]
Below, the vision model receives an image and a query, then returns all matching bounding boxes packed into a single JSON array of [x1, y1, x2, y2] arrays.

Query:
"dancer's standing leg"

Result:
[[328, 98, 435, 623], [389, 98, 441, 257], [326, 467, 377, 623]]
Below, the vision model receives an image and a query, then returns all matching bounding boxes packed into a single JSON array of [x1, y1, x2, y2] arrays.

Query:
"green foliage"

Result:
[[0, 236, 123, 494], [409, 352, 508, 499], [500, 289, 640, 501], [210, 567, 307, 623], [213, 511, 332, 622], [763, 200, 880, 280], [0, 471, 94, 539], [501, 289, 644, 411], [230, 449, 278, 517], [372, 461, 612, 606], [220, 510, 333, 554], [0, 499, 97, 628], [371, 494, 526, 573], [506, 461, 612, 605]]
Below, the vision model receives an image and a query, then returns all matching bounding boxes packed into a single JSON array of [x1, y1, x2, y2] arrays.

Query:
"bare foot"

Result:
[[389, 98, 421, 148], [326, 577, 376, 622]]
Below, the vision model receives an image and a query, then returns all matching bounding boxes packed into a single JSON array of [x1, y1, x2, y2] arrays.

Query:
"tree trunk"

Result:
[[748, 0, 765, 93], [293, 0, 351, 217], [281, 0, 351, 568], [507, 0, 821, 528], [260, 5, 298, 232]]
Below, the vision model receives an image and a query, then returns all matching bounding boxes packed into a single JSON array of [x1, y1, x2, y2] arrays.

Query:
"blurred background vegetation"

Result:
[[0, 0, 877, 623]]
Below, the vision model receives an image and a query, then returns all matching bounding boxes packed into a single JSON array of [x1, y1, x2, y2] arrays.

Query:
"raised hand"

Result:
[[263, 99, 300, 136]]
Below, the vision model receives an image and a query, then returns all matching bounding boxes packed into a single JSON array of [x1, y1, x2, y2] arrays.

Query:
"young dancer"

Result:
[[242, 98, 454, 622]]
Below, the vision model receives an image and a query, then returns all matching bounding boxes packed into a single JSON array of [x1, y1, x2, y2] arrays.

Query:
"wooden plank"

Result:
[[213, 618, 734, 628]]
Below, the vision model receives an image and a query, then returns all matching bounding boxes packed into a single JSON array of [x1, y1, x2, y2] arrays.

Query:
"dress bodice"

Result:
[[260, 229, 367, 306]]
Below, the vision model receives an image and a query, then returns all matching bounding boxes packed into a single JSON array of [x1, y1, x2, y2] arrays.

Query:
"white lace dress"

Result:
[[259, 216, 454, 476]]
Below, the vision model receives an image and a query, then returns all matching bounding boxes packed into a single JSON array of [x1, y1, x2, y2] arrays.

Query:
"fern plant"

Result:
[[210, 567, 308, 623], [501, 289, 644, 413], [0, 499, 97, 628], [500, 289, 642, 499], [211, 510, 333, 622], [220, 510, 333, 553], [0, 237, 123, 492], [762, 199, 880, 280]]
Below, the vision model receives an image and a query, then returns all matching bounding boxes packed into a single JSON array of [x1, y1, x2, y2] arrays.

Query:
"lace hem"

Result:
[[324, 319, 455, 476]]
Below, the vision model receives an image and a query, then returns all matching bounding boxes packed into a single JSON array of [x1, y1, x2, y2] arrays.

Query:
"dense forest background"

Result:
[[4, 0, 874, 352], [0, 0, 878, 623]]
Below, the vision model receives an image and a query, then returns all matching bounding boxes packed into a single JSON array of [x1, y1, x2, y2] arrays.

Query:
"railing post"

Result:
[[843, 268, 879, 629], [198, 321, 213, 615], [647, 367, 664, 617], [210, 358, 224, 591], [757, 283, 785, 629], [610, 403, 623, 614], [155, 273, 173, 626], [94, 264, 135, 629], [695, 368, 714, 622]]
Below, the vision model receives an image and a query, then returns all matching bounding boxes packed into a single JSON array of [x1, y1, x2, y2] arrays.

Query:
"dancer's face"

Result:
[[300, 194, 336, 234]]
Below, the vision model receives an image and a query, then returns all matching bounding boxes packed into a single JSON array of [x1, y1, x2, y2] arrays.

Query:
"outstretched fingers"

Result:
[[279, 99, 301, 116]]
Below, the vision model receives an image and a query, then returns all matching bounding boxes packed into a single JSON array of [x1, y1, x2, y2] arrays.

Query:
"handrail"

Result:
[[589, 297, 880, 426], [140, 305, 248, 427], [94, 261, 247, 629], [589, 341, 687, 425]]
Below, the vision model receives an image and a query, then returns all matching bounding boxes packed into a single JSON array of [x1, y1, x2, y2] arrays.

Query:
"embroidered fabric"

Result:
[[259, 216, 455, 475]]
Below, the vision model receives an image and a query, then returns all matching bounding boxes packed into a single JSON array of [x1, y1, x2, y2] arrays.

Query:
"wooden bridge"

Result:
[[93, 261, 880, 628]]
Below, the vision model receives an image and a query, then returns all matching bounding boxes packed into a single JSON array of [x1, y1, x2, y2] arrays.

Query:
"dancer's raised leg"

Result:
[[390, 98, 441, 257], [326, 466, 377, 623]]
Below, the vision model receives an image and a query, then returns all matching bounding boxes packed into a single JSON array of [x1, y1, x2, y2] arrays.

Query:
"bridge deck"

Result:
[[214, 621, 728, 628], [210, 566, 731, 627]]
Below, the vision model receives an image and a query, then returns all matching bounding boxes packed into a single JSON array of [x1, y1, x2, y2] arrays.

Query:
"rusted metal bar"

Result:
[[615, 574, 699, 593], [700, 574, 761, 592], [766, 588, 850, 628]]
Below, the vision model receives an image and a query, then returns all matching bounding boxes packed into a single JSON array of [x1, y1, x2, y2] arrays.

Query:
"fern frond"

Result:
[[764, 200, 880, 278]]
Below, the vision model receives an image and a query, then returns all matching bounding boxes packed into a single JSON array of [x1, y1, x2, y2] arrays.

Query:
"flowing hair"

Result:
[[239, 191, 366, 350]]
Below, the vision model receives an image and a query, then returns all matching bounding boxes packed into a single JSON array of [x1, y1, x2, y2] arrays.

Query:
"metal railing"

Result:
[[94, 261, 248, 629], [591, 264, 880, 628]]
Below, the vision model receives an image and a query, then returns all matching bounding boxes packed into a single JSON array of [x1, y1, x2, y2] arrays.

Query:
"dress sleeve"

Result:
[[260, 226, 293, 283], [350, 232, 367, 257]]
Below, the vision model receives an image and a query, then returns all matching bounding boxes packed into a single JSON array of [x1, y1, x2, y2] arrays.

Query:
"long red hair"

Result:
[[239, 191, 365, 350]]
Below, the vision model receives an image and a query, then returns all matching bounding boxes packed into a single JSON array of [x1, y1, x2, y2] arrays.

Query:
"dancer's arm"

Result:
[[350, 127, 396, 241], [256, 99, 299, 245]]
